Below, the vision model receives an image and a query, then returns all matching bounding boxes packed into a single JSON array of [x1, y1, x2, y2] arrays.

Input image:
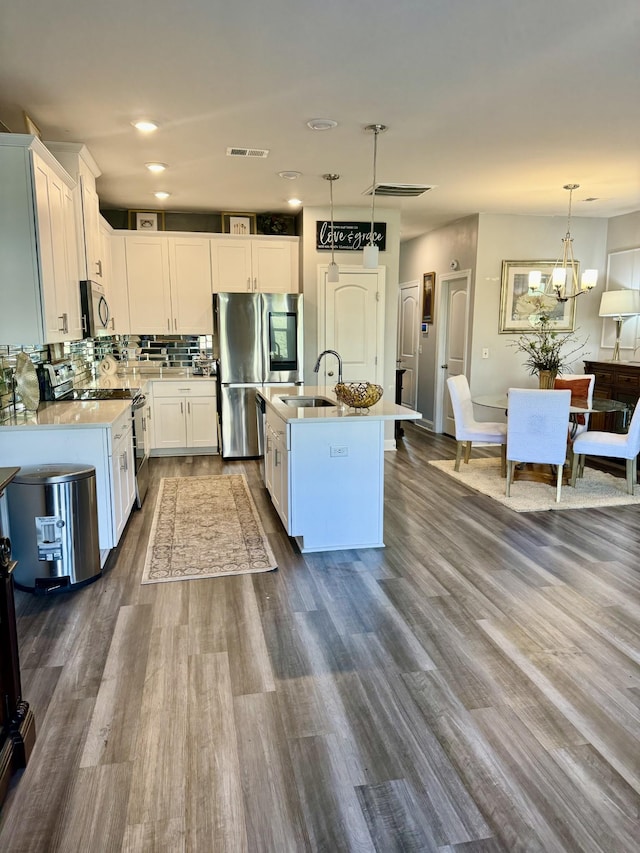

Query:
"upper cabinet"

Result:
[[123, 234, 213, 334], [45, 142, 103, 285], [211, 236, 298, 293], [0, 134, 81, 345]]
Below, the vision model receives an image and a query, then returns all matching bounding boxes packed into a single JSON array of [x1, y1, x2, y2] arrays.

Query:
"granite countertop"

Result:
[[0, 399, 132, 430], [258, 385, 421, 423]]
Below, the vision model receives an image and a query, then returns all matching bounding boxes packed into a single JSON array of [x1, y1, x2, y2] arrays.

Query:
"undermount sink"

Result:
[[279, 396, 334, 408]]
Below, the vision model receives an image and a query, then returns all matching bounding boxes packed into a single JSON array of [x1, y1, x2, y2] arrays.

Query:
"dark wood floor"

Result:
[[1, 424, 640, 852]]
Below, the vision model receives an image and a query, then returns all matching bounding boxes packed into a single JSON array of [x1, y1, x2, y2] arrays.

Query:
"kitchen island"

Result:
[[257, 385, 420, 552]]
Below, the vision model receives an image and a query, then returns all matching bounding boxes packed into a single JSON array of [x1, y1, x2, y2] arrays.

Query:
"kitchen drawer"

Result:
[[592, 369, 613, 387], [614, 372, 640, 391], [111, 409, 133, 441], [151, 379, 216, 398]]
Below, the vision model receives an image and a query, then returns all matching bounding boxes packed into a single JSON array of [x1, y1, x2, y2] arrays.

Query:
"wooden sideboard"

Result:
[[584, 360, 640, 430]]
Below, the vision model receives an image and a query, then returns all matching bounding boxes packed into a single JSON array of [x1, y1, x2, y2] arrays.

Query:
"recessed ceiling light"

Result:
[[132, 120, 159, 132], [145, 162, 167, 173], [278, 170, 302, 180], [306, 118, 338, 131], [288, 198, 302, 207], [154, 191, 171, 200]]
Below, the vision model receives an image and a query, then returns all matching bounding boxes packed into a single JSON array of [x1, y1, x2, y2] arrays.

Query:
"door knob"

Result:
[[328, 370, 334, 377], [441, 363, 448, 369]]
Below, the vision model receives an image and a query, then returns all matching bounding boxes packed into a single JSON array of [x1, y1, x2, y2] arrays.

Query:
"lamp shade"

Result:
[[598, 289, 640, 318]]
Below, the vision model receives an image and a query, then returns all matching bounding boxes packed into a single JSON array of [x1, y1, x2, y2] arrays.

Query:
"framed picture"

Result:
[[422, 272, 435, 324], [222, 212, 257, 235], [499, 260, 576, 333], [128, 210, 165, 231], [23, 112, 41, 139]]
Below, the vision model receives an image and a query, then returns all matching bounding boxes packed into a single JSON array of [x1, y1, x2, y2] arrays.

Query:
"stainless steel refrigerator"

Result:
[[213, 292, 303, 458]]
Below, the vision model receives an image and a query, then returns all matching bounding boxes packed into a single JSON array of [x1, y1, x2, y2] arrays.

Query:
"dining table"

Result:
[[472, 393, 631, 483]]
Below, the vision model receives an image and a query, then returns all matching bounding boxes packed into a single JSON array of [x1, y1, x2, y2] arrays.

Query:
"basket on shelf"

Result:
[[334, 381, 383, 409]]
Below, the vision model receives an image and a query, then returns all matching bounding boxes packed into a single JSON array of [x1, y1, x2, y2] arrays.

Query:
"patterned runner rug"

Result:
[[141, 474, 277, 584], [428, 457, 640, 513]]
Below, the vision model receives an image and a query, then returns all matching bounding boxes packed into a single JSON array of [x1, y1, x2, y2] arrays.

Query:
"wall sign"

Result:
[[316, 221, 386, 252]]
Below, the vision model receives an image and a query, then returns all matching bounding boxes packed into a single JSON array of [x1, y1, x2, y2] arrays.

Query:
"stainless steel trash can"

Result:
[[6, 464, 101, 593]]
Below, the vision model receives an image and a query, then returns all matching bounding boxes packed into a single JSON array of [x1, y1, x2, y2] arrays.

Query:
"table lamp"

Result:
[[599, 289, 640, 361]]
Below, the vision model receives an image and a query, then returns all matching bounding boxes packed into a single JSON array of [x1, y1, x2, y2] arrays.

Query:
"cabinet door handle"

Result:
[[174, 318, 177, 331], [254, 277, 257, 292], [167, 318, 171, 331], [180, 401, 184, 414], [58, 313, 68, 333], [187, 402, 191, 415], [110, 317, 115, 330], [247, 277, 251, 291], [274, 448, 280, 467], [120, 451, 128, 471], [96, 259, 103, 277]]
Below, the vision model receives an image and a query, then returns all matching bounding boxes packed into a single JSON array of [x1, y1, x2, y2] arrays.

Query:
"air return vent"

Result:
[[363, 183, 434, 197], [226, 147, 270, 158]]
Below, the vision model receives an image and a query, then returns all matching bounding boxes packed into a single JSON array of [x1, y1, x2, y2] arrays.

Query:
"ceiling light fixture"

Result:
[[154, 191, 171, 200], [278, 170, 302, 180], [132, 120, 158, 132], [362, 124, 387, 269], [145, 162, 167, 173], [528, 184, 598, 302], [287, 198, 302, 207], [307, 119, 338, 131], [323, 173, 340, 283]]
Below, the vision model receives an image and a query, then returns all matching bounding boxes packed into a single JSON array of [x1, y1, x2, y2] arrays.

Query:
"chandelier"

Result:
[[528, 184, 598, 302]]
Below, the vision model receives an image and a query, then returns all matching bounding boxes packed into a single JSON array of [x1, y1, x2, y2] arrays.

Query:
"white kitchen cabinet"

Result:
[[210, 236, 299, 293], [110, 408, 136, 543], [0, 404, 136, 553], [0, 134, 81, 345], [108, 234, 131, 335], [123, 234, 213, 333], [150, 380, 218, 454], [46, 142, 104, 284], [265, 407, 290, 529]]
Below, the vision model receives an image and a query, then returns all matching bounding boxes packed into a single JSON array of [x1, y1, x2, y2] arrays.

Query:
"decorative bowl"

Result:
[[334, 381, 383, 409]]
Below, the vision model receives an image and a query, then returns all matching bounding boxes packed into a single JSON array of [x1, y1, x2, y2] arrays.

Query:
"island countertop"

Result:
[[257, 385, 421, 423]]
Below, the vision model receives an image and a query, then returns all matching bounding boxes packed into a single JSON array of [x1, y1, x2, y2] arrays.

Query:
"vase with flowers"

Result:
[[510, 293, 586, 387]]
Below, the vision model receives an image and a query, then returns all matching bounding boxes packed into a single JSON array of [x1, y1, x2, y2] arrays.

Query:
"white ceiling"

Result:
[[2, 0, 639, 240]]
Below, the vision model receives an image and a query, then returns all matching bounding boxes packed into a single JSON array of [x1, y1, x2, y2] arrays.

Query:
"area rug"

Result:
[[141, 475, 277, 584], [428, 457, 640, 513]]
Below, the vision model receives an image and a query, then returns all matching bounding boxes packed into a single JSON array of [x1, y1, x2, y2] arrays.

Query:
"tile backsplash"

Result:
[[0, 334, 213, 421]]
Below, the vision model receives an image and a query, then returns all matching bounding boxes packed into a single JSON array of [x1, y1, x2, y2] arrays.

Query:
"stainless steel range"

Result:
[[37, 363, 149, 507]]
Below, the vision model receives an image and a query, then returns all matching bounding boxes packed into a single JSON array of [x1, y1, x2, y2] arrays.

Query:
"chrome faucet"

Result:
[[314, 349, 343, 384]]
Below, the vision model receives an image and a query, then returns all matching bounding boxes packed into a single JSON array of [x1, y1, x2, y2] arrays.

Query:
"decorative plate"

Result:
[[15, 352, 40, 411]]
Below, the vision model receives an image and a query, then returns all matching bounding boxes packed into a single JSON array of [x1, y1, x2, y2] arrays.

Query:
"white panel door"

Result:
[[187, 396, 217, 447], [322, 268, 384, 383], [440, 275, 469, 436], [397, 282, 420, 407]]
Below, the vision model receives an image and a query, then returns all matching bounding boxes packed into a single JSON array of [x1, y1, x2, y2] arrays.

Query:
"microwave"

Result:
[[80, 280, 112, 338]]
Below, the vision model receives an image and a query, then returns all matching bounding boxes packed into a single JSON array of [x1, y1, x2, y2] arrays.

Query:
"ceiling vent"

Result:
[[363, 182, 434, 197], [226, 147, 270, 158]]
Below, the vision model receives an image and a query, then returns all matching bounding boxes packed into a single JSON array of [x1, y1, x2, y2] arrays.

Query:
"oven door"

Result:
[[132, 400, 149, 507]]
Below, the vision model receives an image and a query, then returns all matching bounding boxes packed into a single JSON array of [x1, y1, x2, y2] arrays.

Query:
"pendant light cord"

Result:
[[330, 176, 336, 266], [369, 128, 379, 245]]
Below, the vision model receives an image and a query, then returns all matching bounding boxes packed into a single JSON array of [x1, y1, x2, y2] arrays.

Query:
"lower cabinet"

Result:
[[265, 408, 290, 530], [261, 404, 386, 551], [150, 380, 218, 454], [0, 410, 136, 553], [110, 410, 136, 543]]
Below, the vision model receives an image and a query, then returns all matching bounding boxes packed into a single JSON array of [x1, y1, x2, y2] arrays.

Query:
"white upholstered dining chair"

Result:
[[570, 397, 640, 495], [446, 375, 507, 475], [506, 388, 571, 503]]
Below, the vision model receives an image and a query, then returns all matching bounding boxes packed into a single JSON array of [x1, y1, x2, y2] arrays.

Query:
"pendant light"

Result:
[[363, 124, 387, 269], [323, 173, 340, 283]]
